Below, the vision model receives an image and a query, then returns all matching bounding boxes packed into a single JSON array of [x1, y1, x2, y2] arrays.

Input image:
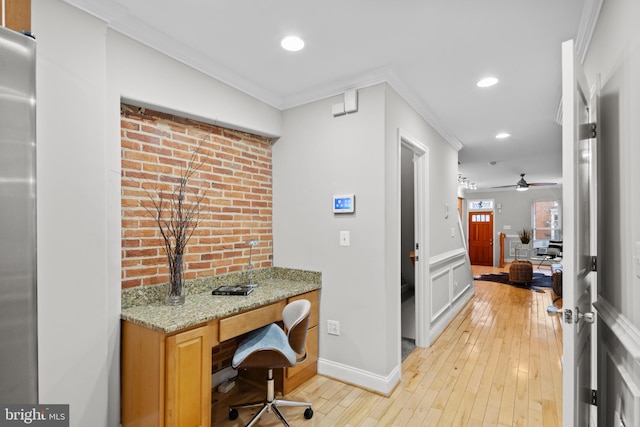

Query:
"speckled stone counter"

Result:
[[121, 267, 321, 333]]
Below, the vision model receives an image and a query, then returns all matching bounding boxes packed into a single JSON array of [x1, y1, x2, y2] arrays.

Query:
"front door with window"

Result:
[[468, 212, 493, 266]]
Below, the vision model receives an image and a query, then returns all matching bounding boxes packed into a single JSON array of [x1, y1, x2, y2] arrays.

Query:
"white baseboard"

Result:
[[317, 358, 400, 396]]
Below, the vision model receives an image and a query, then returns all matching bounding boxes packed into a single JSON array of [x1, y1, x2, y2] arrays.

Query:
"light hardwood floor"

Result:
[[212, 264, 563, 426]]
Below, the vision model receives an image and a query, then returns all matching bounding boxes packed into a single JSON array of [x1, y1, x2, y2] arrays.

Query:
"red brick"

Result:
[[122, 278, 142, 288], [121, 103, 273, 289]]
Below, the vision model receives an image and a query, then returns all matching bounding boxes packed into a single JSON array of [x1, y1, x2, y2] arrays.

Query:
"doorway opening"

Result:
[[400, 144, 416, 359], [399, 130, 429, 357]]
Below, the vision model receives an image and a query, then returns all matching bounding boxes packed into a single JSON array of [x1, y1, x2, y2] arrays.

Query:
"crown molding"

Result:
[[63, 0, 469, 152], [575, 0, 604, 64], [384, 70, 463, 151], [555, 0, 604, 125]]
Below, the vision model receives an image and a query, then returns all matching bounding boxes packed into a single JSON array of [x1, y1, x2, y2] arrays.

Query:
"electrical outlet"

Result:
[[327, 320, 340, 336]]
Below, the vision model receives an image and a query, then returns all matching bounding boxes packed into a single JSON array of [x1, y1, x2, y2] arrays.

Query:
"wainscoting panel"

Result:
[[452, 259, 471, 302], [430, 267, 451, 323], [594, 296, 640, 426], [428, 248, 475, 344], [602, 344, 640, 427]]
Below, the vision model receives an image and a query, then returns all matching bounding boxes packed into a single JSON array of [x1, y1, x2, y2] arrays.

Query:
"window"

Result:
[[532, 200, 561, 241]]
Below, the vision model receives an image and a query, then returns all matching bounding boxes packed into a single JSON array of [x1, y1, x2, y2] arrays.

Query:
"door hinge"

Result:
[[580, 122, 597, 140], [591, 389, 598, 406], [591, 256, 598, 271]]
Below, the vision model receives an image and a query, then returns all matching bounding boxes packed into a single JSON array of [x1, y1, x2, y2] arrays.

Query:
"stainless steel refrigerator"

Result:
[[0, 26, 38, 403]]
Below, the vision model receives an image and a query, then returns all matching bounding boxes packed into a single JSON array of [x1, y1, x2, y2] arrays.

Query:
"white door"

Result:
[[560, 39, 599, 427]]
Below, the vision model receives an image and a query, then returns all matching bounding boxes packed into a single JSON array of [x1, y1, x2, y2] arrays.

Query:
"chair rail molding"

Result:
[[429, 247, 467, 268]]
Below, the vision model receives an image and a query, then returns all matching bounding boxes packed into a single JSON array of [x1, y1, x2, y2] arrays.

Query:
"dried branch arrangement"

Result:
[[142, 135, 210, 304]]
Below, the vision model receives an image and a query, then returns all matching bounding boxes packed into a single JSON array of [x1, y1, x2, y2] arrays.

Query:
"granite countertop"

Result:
[[121, 268, 321, 334]]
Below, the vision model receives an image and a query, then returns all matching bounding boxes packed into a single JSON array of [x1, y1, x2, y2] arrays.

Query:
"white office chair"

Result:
[[228, 299, 313, 426]]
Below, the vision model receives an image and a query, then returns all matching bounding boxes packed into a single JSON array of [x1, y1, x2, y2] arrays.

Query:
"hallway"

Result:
[[212, 264, 563, 426]]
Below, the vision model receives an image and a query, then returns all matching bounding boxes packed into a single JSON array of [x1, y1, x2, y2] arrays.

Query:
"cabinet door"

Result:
[[165, 326, 211, 427]]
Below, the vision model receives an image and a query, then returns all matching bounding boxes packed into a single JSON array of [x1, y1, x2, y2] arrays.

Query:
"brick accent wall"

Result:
[[120, 104, 273, 288], [212, 338, 238, 374]]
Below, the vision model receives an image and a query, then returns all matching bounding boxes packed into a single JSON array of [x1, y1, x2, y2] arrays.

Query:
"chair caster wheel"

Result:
[[229, 408, 238, 420], [304, 407, 313, 419]]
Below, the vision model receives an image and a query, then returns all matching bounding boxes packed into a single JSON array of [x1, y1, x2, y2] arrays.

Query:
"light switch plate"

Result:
[[340, 231, 350, 246]]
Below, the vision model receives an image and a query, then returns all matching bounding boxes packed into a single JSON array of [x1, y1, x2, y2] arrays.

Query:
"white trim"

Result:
[[454, 283, 472, 302], [388, 75, 463, 151], [427, 250, 475, 343], [317, 358, 401, 396], [576, 0, 604, 64], [603, 343, 640, 424], [430, 267, 451, 323], [555, 0, 604, 125], [429, 247, 466, 268], [398, 129, 430, 349], [429, 288, 473, 344], [593, 297, 640, 360]]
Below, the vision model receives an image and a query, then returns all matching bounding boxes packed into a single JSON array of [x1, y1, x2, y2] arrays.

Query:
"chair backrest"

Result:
[[548, 240, 563, 256], [282, 299, 311, 356]]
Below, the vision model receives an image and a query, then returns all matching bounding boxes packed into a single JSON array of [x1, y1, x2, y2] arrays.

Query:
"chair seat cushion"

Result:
[[232, 323, 297, 369]]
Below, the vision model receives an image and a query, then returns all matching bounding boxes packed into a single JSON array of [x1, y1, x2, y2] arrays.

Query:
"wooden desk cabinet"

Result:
[[122, 321, 216, 427], [121, 289, 319, 427]]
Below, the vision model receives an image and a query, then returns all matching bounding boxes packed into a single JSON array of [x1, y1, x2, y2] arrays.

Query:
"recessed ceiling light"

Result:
[[477, 77, 499, 88], [496, 132, 511, 139], [281, 35, 305, 52]]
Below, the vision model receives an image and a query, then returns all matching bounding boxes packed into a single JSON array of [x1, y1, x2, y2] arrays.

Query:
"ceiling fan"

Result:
[[493, 173, 557, 192]]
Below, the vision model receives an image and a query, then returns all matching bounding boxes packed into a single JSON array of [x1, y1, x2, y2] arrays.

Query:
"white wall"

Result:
[[34, 0, 469, 419], [273, 85, 391, 382], [582, 0, 640, 425], [33, 1, 282, 425], [273, 83, 468, 393], [385, 88, 461, 257], [34, 2, 109, 424], [384, 85, 472, 350]]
